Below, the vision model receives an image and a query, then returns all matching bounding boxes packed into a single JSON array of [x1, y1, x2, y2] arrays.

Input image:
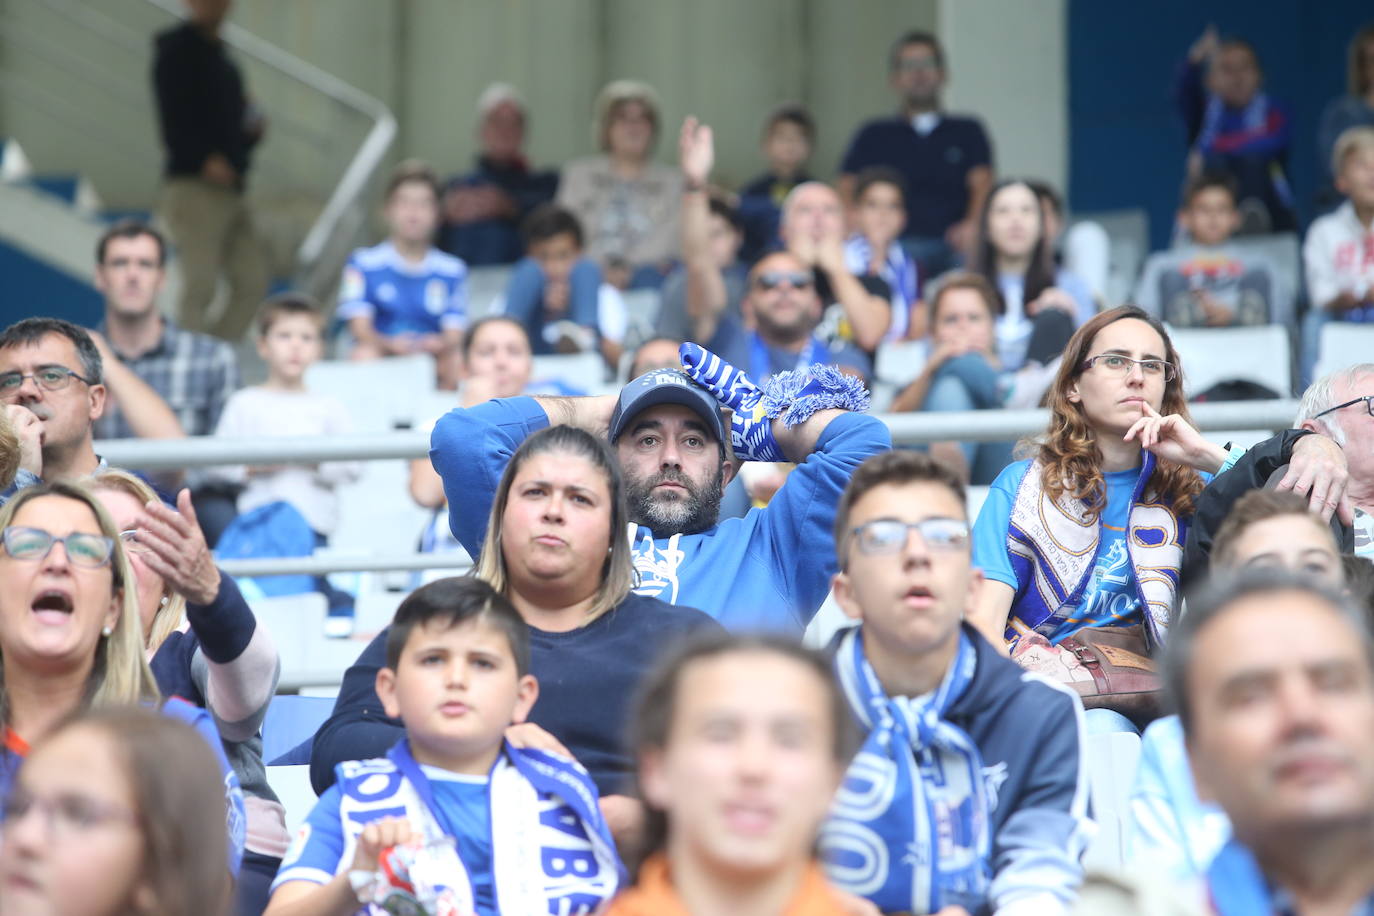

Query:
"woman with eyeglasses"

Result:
[[0, 705, 233, 916], [0, 481, 245, 866], [969, 306, 1229, 663], [92, 470, 284, 916]]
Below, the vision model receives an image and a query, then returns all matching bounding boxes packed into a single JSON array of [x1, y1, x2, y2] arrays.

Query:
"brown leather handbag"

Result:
[[1012, 624, 1163, 728]]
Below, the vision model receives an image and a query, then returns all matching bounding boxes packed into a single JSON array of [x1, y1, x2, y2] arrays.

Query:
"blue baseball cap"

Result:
[[608, 368, 727, 445]]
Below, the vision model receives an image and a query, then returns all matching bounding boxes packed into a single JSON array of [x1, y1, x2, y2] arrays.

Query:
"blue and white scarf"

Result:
[[821, 627, 992, 914], [332, 739, 622, 914], [844, 234, 919, 341], [1207, 837, 1374, 916]]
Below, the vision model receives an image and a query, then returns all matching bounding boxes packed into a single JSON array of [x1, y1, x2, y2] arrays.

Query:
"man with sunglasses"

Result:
[[822, 449, 1088, 915], [1184, 362, 1374, 579]]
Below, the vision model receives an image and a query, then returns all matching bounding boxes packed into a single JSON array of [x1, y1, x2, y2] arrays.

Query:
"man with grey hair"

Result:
[[1183, 364, 1370, 580], [1079, 569, 1374, 913]]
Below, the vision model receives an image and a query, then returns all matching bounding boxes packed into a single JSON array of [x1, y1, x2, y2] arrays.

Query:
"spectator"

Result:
[[970, 308, 1226, 721], [431, 350, 890, 631], [213, 295, 362, 636], [971, 179, 1094, 372], [338, 160, 467, 385], [91, 220, 239, 541], [1182, 363, 1369, 582], [1301, 127, 1374, 386], [839, 30, 994, 278], [605, 633, 855, 915], [889, 273, 1018, 483], [557, 81, 683, 288], [437, 83, 558, 266], [1317, 23, 1374, 205], [820, 450, 1089, 914], [1030, 179, 1111, 306], [496, 204, 627, 365], [92, 470, 283, 916], [1128, 488, 1345, 881], [843, 167, 921, 342], [0, 408, 18, 494], [0, 318, 181, 500], [737, 103, 817, 263], [269, 578, 621, 915], [0, 481, 246, 869], [1134, 172, 1279, 328], [1176, 27, 1295, 234], [0, 707, 234, 916], [656, 194, 747, 346], [152, 0, 269, 342], [1085, 571, 1374, 912], [627, 335, 683, 379], [316, 425, 721, 830]]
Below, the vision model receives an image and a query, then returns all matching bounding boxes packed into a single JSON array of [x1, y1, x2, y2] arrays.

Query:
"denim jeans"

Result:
[[922, 353, 1015, 484], [504, 255, 602, 355]]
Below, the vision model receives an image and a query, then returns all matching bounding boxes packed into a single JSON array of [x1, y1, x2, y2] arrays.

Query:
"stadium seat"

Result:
[[354, 589, 406, 635], [304, 354, 437, 432], [531, 352, 611, 394], [873, 339, 928, 388], [262, 694, 336, 763], [1082, 730, 1144, 873], [265, 765, 318, 837], [466, 265, 514, 319], [251, 593, 329, 656], [1315, 321, 1374, 382], [1226, 233, 1301, 327], [1168, 324, 1292, 398]]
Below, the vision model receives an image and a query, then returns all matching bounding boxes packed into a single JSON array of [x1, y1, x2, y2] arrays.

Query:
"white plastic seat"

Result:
[[304, 354, 437, 432], [265, 765, 318, 837], [873, 339, 928, 388], [1315, 322, 1374, 382], [1082, 730, 1144, 874], [531, 352, 609, 394], [1167, 324, 1292, 398]]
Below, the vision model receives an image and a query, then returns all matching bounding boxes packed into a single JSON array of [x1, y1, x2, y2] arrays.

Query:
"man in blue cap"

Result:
[[430, 344, 890, 632]]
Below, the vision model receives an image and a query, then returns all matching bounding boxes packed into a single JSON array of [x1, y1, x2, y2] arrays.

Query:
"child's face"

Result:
[[256, 313, 322, 384], [763, 121, 811, 175], [1182, 187, 1240, 247], [854, 182, 906, 246], [1337, 146, 1374, 210], [385, 181, 439, 246], [932, 288, 994, 353], [377, 617, 537, 773], [529, 232, 581, 286], [706, 213, 742, 268]]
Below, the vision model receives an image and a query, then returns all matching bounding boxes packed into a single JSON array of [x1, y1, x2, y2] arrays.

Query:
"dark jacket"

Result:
[[153, 22, 258, 183]]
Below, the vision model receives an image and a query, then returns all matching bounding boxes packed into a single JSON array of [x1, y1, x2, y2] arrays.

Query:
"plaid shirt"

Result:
[[94, 319, 239, 439]]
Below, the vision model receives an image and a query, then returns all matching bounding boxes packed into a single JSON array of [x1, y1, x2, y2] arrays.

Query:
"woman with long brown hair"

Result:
[[970, 305, 1229, 657]]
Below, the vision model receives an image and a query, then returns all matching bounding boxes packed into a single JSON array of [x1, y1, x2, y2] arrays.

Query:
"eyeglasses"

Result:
[[1080, 354, 1177, 382], [895, 58, 941, 73], [846, 517, 970, 559], [119, 529, 152, 555], [1313, 395, 1374, 420], [1, 526, 114, 568], [1, 790, 137, 838], [753, 270, 814, 291], [0, 366, 95, 399]]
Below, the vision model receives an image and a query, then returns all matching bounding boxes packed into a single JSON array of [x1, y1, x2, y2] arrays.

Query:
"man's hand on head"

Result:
[[1281, 433, 1354, 525], [5, 404, 42, 476]]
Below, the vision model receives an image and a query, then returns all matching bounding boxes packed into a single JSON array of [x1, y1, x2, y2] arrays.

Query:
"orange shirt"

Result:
[[603, 854, 852, 916]]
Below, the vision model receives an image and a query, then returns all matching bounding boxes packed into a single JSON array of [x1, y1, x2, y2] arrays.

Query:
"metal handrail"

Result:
[[220, 553, 472, 578], [99, 400, 1305, 470]]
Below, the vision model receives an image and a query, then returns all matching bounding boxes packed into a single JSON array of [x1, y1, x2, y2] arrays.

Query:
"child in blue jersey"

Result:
[[339, 161, 468, 384], [843, 167, 920, 342], [267, 577, 621, 916], [970, 306, 1233, 663]]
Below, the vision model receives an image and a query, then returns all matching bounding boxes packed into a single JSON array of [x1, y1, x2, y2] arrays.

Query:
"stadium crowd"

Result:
[[5, 4, 1374, 915]]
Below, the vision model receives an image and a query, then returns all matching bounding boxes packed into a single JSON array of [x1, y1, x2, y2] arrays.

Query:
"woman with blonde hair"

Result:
[[0, 481, 245, 866], [91, 471, 284, 916], [310, 425, 720, 842]]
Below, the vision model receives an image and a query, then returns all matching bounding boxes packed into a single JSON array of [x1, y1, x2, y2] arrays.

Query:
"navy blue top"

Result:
[[310, 592, 722, 796], [840, 114, 992, 239]]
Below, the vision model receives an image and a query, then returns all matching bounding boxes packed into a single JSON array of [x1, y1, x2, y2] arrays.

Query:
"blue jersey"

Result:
[[338, 241, 468, 337]]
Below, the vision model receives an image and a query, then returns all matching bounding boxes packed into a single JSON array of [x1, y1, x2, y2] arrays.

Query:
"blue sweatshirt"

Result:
[[309, 592, 721, 796], [431, 397, 892, 632]]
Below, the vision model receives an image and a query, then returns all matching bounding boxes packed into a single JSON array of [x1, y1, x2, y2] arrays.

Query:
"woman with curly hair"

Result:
[[970, 306, 1232, 659]]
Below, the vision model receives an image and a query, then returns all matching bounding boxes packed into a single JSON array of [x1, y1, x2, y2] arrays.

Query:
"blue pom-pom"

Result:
[[756, 363, 871, 428]]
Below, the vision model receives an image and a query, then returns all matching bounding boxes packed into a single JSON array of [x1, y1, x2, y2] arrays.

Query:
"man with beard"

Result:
[[430, 348, 890, 632]]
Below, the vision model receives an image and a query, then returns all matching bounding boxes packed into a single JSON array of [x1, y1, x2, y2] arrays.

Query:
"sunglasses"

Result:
[[753, 270, 814, 291]]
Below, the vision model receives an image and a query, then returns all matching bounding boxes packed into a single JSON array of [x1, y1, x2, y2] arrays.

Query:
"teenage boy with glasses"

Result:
[[821, 449, 1090, 915]]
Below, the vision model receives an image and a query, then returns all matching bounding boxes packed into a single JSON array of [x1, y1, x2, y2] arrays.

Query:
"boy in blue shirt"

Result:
[[266, 577, 621, 915], [339, 161, 468, 385]]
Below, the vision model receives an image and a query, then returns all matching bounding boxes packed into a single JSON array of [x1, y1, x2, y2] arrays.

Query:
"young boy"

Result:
[[821, 450, 1089, 915], [499, 204, 627, 366], [1134, 172, 1278, 328], [213, 295, 361, 634], [738, 104, 817, 263], [339, 160, 468, 379], [1302, 126, 1374, 383], [844, 167, 919, 341], [266, 577, 621, 916]]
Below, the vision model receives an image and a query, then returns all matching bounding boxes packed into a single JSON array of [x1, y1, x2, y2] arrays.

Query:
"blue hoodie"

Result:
[[431, 396, 892, 632]]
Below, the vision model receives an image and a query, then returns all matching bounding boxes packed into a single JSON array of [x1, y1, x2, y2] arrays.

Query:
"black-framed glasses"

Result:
[[0, 367, 95, 399], [1, 526, 113, 568], [1079, 354, 1177, 382], [846, 517, 969, 560], [1314, 395, 1374, 420], [753, 270, 814, 291]]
